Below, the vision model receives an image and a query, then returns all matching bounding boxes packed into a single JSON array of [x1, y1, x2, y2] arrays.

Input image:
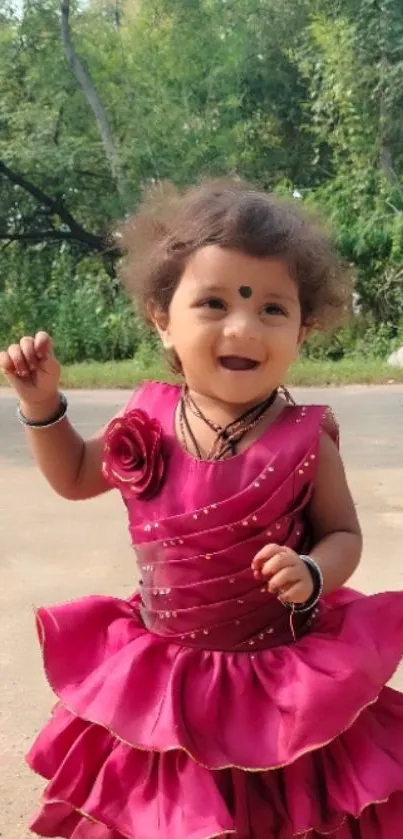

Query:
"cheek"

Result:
[[268, 324, 301, 354], [182, 319, 216, 340], [165, 310, 191, 346], [170, 323, 206, 357]]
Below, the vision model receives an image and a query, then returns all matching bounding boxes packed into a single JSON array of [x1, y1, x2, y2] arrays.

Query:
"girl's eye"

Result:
[[199, 297, 226, 311], [264, 303, 287, 316]]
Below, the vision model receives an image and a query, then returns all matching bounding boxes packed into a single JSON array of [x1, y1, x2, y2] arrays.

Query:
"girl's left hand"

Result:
[[252, 544, 314, 605]]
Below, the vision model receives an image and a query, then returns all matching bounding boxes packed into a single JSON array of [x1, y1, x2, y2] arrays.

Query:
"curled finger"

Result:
[[252, 543, 282, 575], [20, 336, 38, 372], [0, 350, 17, 376], [7, 344, 30, 378], [34, 331, 52, 360], [268, 567, 299, 594]]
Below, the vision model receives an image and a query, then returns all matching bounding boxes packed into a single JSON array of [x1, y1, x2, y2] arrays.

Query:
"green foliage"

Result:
[[293, 1, 403, 329], [303, 317, 403, 362], [1, 0, 403, 364], [0, 248, 139, 363]]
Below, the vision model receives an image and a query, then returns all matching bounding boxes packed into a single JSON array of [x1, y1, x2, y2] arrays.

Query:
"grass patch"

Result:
[[60, 357, 171, 389], [56, 356, 403, 389], [1, 355, 401, 390], [288, 358, 403, 386]]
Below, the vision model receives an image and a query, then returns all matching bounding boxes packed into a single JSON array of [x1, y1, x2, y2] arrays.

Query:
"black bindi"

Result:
[[238, 285, 252, 299]]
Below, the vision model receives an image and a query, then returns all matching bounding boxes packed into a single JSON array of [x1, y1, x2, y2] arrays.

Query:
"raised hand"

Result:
[[0, 331, 61, 409]]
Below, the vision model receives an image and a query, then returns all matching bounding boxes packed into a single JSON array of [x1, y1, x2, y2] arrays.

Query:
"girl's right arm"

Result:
[[0, 332, 111, 501]]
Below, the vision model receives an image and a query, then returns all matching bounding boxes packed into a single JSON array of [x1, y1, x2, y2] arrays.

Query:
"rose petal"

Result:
[[103, 409, 165, 499]]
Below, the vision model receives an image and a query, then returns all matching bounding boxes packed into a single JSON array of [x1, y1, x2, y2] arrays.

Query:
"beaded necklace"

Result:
[[178, 386, 278, 461]]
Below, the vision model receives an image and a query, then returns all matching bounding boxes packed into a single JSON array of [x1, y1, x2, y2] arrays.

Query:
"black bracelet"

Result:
[[291, 555, 324, 613], [17, 392, 68, 428]]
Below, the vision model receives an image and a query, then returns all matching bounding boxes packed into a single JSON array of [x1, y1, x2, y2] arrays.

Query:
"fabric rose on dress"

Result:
[[102, 409, 165, 499]]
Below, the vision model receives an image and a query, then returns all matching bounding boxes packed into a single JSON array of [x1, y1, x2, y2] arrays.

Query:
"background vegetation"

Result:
[[1, 0, 403, 374]]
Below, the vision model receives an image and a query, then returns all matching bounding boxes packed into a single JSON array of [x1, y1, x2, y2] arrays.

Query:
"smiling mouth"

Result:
[[219, 356, 260, 371]]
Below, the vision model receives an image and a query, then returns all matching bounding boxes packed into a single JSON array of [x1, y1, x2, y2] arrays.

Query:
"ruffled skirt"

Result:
[[27, 589, 403, 838]]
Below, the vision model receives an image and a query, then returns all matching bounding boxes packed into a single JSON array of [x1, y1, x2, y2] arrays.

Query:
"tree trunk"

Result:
[[60, 0, 129, 212]]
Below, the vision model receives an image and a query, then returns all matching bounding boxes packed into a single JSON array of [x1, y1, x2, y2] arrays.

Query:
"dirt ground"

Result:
[[1, 385, 403, 839]]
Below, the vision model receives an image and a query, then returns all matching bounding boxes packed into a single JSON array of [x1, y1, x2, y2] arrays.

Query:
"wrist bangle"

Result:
[[17, 393, 68, 428], [292, 555, 324, 613]]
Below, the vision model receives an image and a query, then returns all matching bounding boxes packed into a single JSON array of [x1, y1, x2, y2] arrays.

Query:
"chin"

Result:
[[217, 382, 273, 406]]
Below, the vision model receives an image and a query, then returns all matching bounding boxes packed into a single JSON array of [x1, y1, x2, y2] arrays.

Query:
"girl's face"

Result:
[[153, 246, 306, 407]]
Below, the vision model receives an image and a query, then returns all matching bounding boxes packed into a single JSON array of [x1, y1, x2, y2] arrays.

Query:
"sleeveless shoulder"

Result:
[[123, 381, 180, 432], [283, 402, 339, 445], [293, 402, 340, 457], [319, 405, 340, 448]]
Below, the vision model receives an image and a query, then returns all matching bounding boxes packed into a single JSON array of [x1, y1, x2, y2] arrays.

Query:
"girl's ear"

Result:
[[147, 302, 174, 350], [295, 324, 311, 358], [298, 324, 308, 346]]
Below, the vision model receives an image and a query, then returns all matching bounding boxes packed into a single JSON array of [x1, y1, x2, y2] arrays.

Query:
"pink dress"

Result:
[[27, 382, 403, 839]]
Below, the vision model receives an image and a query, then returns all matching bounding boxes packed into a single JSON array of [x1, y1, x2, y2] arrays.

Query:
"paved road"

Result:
[[1, 386, 403, 838]]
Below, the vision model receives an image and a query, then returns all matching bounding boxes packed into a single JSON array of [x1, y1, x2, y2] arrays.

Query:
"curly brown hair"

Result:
[[118, 178, 350, 333]]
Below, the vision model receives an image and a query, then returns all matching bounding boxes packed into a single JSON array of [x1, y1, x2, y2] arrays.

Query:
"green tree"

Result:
[[1, 0, 317, 361], [2, 0, 401, 361], [295, 0, 403, 327]]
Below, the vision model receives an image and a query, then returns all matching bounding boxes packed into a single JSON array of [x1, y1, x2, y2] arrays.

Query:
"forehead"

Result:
[[181, 245, 297, 296]]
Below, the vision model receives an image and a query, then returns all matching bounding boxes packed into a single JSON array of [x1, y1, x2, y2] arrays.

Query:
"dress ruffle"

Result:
[[27, 589, 403, 838], [27, 688, 403, 838]]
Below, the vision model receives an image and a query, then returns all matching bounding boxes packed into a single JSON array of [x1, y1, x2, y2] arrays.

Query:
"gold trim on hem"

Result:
[[55, 691, 381, 772], [33, 609, 403, 834], [34, 789, 398, 839], [34, 606, 392, 772], [295, 789, 395, 836], [38, 796, 236, 839]]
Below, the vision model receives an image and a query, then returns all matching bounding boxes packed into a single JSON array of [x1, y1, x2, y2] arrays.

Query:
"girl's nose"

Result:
[[222, 312, 258, 340]]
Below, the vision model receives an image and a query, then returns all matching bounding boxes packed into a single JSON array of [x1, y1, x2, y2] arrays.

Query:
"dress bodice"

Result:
[[105, 382, 334, 651]]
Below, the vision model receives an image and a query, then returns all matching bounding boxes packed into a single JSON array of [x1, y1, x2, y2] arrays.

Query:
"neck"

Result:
[[179, 385, 281, 461], [186, 388, 277, 424]]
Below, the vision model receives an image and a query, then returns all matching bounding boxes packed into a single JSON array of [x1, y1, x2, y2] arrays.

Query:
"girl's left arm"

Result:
[[307, 431, 363, 593]]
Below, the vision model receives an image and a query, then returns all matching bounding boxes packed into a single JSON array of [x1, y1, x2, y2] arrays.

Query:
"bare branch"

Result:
[[0, 230, 79, 242], [0, 160, 104, 250]]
